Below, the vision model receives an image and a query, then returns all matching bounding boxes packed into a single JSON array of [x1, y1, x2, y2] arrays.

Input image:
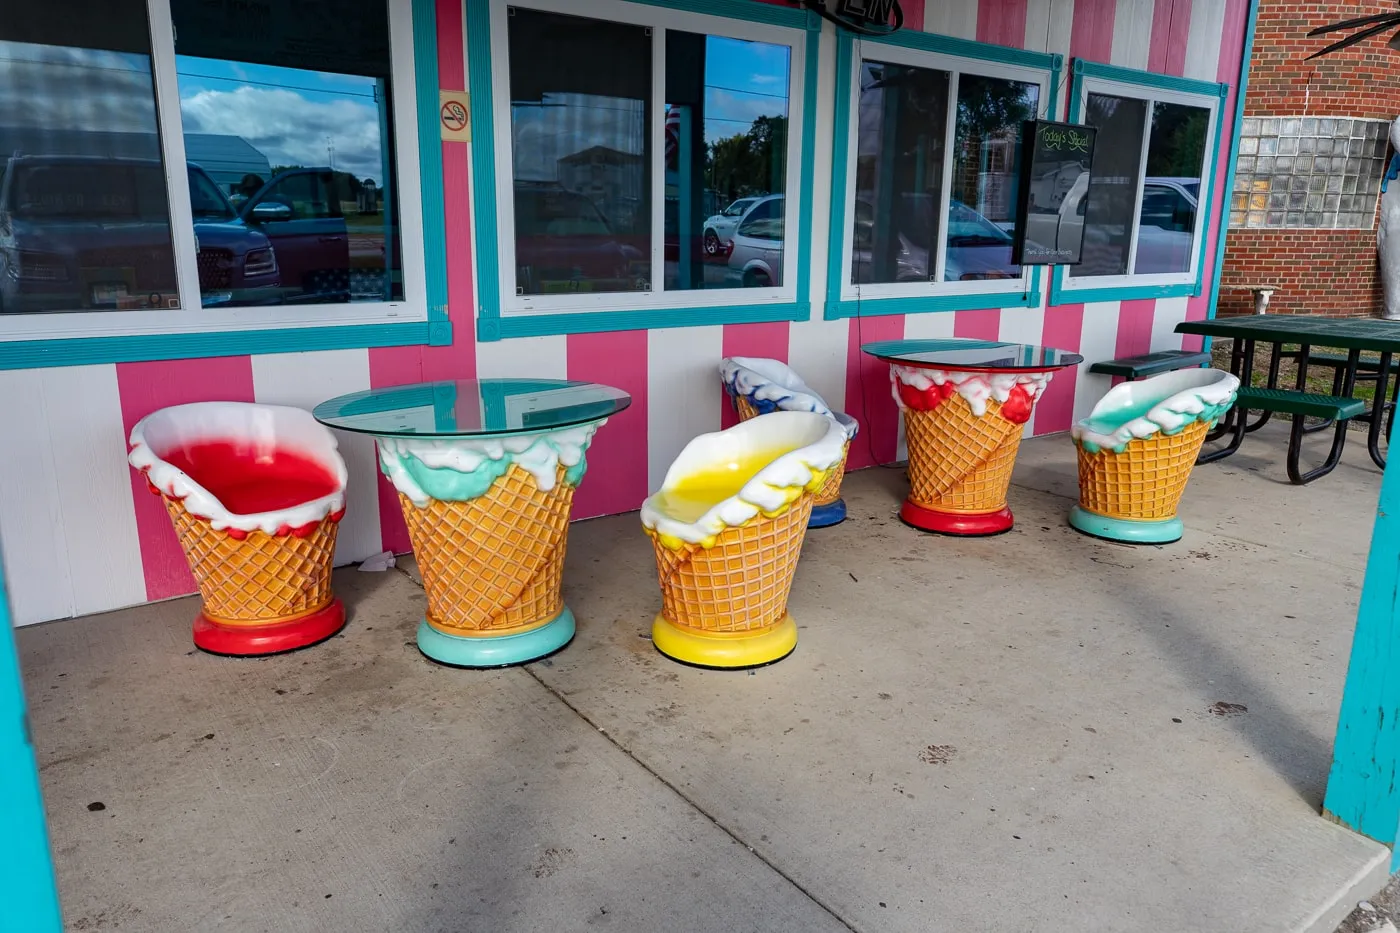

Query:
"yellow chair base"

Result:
[[651, 613, 798, 669]]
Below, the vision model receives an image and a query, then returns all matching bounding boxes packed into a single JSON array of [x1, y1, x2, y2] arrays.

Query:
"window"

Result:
[[1055, 64, 1222, 299], [488, 0, 808, 319], [832, 36, 1051, 311], [0, 0, 427, 348], [1231, 116, 1389, 229]]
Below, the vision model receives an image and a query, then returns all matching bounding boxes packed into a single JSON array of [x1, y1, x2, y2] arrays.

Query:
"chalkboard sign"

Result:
[[1012, 120, 1098, 266]]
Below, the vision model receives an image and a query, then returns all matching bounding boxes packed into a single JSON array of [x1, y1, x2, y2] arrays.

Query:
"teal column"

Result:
[[0, 550, 63, 930], [1325, 434, 1400, 870]]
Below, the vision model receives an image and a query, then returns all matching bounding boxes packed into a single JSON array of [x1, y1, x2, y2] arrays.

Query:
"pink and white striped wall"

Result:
[[0, 0, 1249, 627]]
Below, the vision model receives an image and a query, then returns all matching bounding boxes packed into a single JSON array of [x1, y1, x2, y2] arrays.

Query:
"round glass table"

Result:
[[314, 379, 631, 667], [862, 339, 1083, 536]]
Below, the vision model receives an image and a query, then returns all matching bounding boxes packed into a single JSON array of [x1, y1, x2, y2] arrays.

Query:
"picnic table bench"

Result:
[[1176, 315, 1400, 483]]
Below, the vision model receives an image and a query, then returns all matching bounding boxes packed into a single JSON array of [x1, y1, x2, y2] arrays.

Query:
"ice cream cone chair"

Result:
[[128, 402, 349, 656], [719, 357, 859, 527], [1070, 368, 1240, 544], [641, 411, 846, 669]]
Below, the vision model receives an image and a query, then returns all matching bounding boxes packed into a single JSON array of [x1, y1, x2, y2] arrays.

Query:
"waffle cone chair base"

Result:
[[1069, 368, 1240, 545], [128, 402, 350, 656], [642, 411, 847, 669]]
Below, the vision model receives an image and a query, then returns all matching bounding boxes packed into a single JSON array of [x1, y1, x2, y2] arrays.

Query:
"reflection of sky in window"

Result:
[[0, 43, 387, 183], [510, 34, 789, 181], [177, 57, 385, 183], [0, 41, 159, 133], [699, 36, 789, 145]]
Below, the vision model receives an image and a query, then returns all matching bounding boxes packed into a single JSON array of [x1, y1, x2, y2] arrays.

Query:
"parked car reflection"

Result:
[[852, 195, 1020, 283], [0, 155, 280, 313], [702, 196, 762, 256], [724, 194, 785, 287], [513, 181, 647, 294], [1056, 174, 1199, 277]]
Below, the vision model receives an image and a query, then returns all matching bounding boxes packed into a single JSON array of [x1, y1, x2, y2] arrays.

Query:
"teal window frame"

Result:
[[1047, 59, 1229, 307], [823, 30, 1062, 321], [467, 0, 822, 342], [0, 0, 450, 371]]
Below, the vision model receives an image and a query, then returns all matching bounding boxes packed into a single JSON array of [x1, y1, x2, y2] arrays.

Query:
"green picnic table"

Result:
[[1176, 315, 1400, 481]]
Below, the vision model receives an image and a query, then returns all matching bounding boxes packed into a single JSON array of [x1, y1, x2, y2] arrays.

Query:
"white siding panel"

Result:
[[1111, 0, 1155, 69], [925, 1, 979, 39], [43, 365, 146, 618], [1183, 0, 1228, 83], [646, 325, 724, 493], [1074, 301, 1124, 423], [251, 350, 382, 565], [476, 335, 568, 380], [0, 370, 73, 625], [788, 317, 851, 415]]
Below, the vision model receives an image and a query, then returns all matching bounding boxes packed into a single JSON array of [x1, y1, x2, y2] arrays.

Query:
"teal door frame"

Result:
[[0, 551, 63, 930]]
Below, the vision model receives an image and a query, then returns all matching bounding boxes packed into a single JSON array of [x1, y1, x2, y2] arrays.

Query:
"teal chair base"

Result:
[[416, 607, 575, 668], [1069, 506, 1183, 545]]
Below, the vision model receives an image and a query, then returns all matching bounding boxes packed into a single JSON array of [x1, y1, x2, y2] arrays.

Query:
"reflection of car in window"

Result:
[[1052, 174, 1198, 276], [702, 196, 762, 256], [851, 195, 1019, 283], [238, 167, 352, 303], [513, 181, 646, 295], [724, 194, 785, 288], [0, 155, 280, 313]]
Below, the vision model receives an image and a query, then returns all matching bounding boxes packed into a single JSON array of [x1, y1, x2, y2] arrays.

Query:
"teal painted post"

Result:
[[0, 553, 63, 930], [1325, 441, 1400, 869]]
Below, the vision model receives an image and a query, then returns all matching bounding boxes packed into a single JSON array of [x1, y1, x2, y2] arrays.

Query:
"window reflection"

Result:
[[946, 74, 1036, 281], [851, 60, 948, 286], [1136, 101, 1208, 274], [0, 0, 178, 313], [666, 32, 790, 290], [1074, 92, 1146, 277], [170, 0, 401, 307], [1072, 93, 1209, 278], [507, 8, 651, 297]]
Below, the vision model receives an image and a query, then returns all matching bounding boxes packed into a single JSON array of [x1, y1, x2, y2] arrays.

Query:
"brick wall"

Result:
[[1220, 1, 1399, 318], [1219, 227, 1382, 317], [1247, 2, 1400, 119]]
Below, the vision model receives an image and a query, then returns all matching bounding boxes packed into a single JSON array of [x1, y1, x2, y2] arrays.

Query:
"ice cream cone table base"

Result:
[[862, 340, 1083, 538], [416, 608, 575, 668], [313, 379, 631, 670], [900, 500, 1014, 536], [1067, 507, 1184, 544]]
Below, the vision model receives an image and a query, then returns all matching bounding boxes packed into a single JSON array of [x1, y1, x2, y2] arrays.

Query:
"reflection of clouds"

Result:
[[703, 88, 785, 145], [0, 42, 159, 133], [180, 86, 383, 182], [511, 93, 644, 181]]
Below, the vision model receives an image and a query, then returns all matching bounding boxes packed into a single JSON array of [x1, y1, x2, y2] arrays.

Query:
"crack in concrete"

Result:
[[385, 556, 861, 932]]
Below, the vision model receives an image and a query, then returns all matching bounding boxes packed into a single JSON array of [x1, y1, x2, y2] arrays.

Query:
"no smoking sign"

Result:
[[439, 91, 470, 142]]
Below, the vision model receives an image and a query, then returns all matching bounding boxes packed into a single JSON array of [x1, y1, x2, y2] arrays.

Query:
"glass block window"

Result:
[[1231, 116, 1390, 229]]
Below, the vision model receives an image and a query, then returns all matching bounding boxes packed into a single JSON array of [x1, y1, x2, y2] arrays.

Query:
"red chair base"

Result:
[[193, 600, 346, 656], [900, 500, 1014, 537]]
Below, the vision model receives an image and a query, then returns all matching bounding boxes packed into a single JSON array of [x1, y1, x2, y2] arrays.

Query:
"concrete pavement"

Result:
[[19, 424, 1392, 932]]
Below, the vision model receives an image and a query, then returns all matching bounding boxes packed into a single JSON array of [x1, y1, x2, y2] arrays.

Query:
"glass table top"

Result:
[[313, 379, 632, 437], [861, 339, 1083, 371]]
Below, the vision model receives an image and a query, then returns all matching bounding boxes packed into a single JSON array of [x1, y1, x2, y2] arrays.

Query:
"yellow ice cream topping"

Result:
[[648, 448, 830, 551]]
